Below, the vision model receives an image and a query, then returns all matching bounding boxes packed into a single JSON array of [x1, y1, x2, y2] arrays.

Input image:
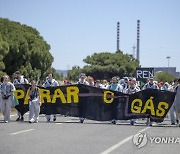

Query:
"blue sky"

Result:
[[0, 0, 180, 71]]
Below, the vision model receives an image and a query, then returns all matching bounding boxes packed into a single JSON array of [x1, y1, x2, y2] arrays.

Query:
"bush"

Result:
[[154, 71, 175, 83]]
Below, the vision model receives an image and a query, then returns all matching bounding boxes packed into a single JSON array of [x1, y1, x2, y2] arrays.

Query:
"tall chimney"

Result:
[[117, 22, 120, 51], [137, 20, 140, 62]]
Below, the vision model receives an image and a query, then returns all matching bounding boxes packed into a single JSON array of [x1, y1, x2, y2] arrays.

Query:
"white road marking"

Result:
[[10, 129, 35, 135], [100, 127, 150, 154], [65, 120, 76, 123], [55, 120, 77, 124], [138, 127, 150, 133]]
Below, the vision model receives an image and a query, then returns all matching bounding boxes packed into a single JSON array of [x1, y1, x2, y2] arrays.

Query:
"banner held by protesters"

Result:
[[13, 84, 176, 122]]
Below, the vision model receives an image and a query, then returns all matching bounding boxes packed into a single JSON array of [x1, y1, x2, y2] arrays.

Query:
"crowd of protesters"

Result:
[[0, 71, 180, 126]]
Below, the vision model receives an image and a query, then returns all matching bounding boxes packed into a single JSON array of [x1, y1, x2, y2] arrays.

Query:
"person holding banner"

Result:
[[77, 73, 89, 85], [143, 77, 158, 126], [125, 80, 140, 125], [88, 77, 95, 86], [28, 80, 41, 123], [95, 80, 102, 88], [143, 77, 159, 90], [108, 76, 123, 124], [0, 75, 16, 123], [101, 79, 109, 89], [13, 71, 29, 121], [77, 73, 89, 123], [43, 73, 59, 122]]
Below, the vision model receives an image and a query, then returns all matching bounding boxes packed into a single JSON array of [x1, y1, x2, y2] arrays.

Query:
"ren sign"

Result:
[[136, 68, 154, 81]]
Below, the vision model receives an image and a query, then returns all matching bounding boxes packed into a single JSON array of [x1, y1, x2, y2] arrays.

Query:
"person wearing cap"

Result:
[[125, 80, 140, 125], [108, 76, 123, 124], [0, 75, 16, 123], [42, 73, 59, 122], [143, 77, 158, 126], [13, 71, 29, 121], [88, 77, 95, 86], [77, 73, 89, 85], [77, 73, 89, 123]]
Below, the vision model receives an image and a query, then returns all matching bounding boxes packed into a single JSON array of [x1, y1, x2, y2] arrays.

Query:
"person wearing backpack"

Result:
[[0, 75, 16, 123], [28, 80, 41, 123]]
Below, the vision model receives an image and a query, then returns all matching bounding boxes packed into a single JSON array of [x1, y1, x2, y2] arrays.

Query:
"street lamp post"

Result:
[[166, 56, 170, 73], [166, 56, 170, 67]]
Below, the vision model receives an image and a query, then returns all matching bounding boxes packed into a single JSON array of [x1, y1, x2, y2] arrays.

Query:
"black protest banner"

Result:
[[125, 89, 176, 122], [14, 84, 176, 122]]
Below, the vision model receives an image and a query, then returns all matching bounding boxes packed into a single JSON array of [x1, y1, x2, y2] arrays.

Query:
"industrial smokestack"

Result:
[[117, 22, 120, 51], [137, 20, 140, 62]]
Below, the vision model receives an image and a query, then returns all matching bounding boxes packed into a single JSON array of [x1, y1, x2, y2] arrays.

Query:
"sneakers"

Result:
[[34, 119, 38, 123], [4, 121, 8, 123], [80, 118, 84, 123], [130, 121, 135, 125], [149, 122, 152, 126], [16, 116, 24, 121], [176, 120, 179, 125], [16, 117, 20, 121], [29, 118, 35, 123], [21, 116, 24, 121], [146, 118, 152, 126], [29, 118, 39, 123], [111, 119, 116, 124], [46, 119, 50, 123], [146, 121, 152, 126], [53, 116, 56, 122]]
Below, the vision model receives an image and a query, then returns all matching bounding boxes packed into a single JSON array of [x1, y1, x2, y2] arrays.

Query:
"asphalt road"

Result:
[[0, 113, 180, 154]]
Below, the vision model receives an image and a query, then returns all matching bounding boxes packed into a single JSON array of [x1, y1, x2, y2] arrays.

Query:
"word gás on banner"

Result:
[[13, 84, 176, 122], [127, 89, 175, 120]]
